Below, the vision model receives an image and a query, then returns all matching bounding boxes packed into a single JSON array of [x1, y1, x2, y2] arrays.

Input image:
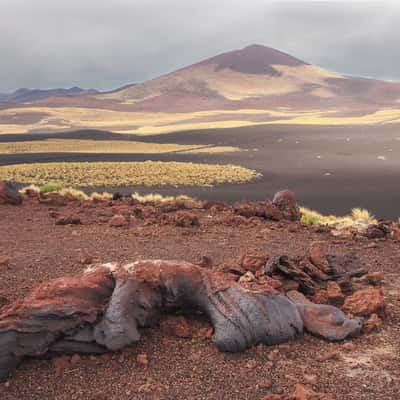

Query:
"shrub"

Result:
[[300, 208, 324, 225], [39, 183, 63, 194]]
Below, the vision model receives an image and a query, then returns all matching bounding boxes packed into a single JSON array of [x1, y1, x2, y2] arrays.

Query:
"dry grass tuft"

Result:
[[351, 207, 377, 224], [131, 192, 193, 203], [0, 139, 240, 155], [301, 206, 377, 227]]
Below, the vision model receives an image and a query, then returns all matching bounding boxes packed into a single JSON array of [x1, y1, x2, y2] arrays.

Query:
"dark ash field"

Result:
[[1, 122, 400, 218]]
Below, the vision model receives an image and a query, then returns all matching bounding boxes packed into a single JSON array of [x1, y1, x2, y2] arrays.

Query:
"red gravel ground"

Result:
[[0, 197, 399, 400]]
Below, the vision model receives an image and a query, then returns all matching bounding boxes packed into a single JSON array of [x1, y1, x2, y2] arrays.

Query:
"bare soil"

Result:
[[0, 197, 399, 399]]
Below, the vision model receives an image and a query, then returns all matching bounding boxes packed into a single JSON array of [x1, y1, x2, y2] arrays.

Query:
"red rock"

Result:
[[312, 290, 329, 305], [364, 271, 384, 286], [291, 383, 332, 400], [272, 189, 301, 221], [363, 313, 382, 333], [240, 254, 269, 273], [263, 201, 284, 221], [0, 182, 22, 205], [136, 353, 148, 366], [259, 276, 283, 290], [280, 279, 300, 293], [234, 201, 265, 218], [257, 378, 273, 389], [160, 316, 191, 338], [313, 282, 344, 306], [343, 287, 386, 318], [307, 241, 330, 274], [174, 211, 199, 227], [108, 214, 128, 227]]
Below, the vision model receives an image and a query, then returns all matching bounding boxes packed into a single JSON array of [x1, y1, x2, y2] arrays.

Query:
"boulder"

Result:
[[0, 182, 22, 205], [272, 189, 301, 221], [362, 313, 382, 333], [233, 200, 283, 221], [343, 287, 386, 318]]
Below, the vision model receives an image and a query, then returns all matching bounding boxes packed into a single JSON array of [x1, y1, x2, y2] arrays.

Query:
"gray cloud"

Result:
[[1, 0, 400, 92]]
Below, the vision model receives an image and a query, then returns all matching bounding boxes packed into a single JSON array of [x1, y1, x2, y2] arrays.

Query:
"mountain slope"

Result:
[[1, 44, 400, 135], [0, 87, 98, 105]]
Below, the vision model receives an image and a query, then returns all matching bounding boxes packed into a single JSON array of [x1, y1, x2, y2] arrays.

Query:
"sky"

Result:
[[1, 0, 400, 92]]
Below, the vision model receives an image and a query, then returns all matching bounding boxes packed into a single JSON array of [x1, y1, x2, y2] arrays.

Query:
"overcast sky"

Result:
[[1, 0, 399, 92]]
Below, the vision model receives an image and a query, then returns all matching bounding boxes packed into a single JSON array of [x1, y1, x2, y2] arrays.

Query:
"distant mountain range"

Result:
[[0, 87, 98, 105], [1, 44, 400, 135]]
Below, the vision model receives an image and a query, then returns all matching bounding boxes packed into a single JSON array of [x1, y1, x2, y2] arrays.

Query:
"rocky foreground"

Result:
[[0, 184, 399, 399]]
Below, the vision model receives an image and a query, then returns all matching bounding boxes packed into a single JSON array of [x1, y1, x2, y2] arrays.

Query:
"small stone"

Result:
[[257, 378, 273, 389], [245, 359, 257, 369], [198, 255, 213, 268], [79, 252, 94, 265], [291, 383, 332, 400], [239, 271, 256, 283], [364, 271, 384, 286], [174, 211, 199, 227], [342, 342, 356, 352], [70, 354, 81, 365], [136, 353, 148, 366], [52, 355, 70, 376], [317, 351, 340, 362], [240, 254, 269, 273], [0, 256, 10, 268], [55, 216, 81, 225], [308, 241, 330, 274], [363, 313, 383, 333], [259, 395, 284, 400], [160, 315, 191, 338], [303, 374, 318, 385], [267, 349, 280, 361], [109, 214, 128, 227]]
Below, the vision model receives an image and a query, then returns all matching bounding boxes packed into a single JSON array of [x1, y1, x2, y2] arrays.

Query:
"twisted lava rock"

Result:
[[0, 259, 362, 381]]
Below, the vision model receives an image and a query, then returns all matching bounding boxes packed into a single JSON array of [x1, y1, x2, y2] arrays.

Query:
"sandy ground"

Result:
[[1, 123, 400, 218], [0, 197, 399, 399]]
